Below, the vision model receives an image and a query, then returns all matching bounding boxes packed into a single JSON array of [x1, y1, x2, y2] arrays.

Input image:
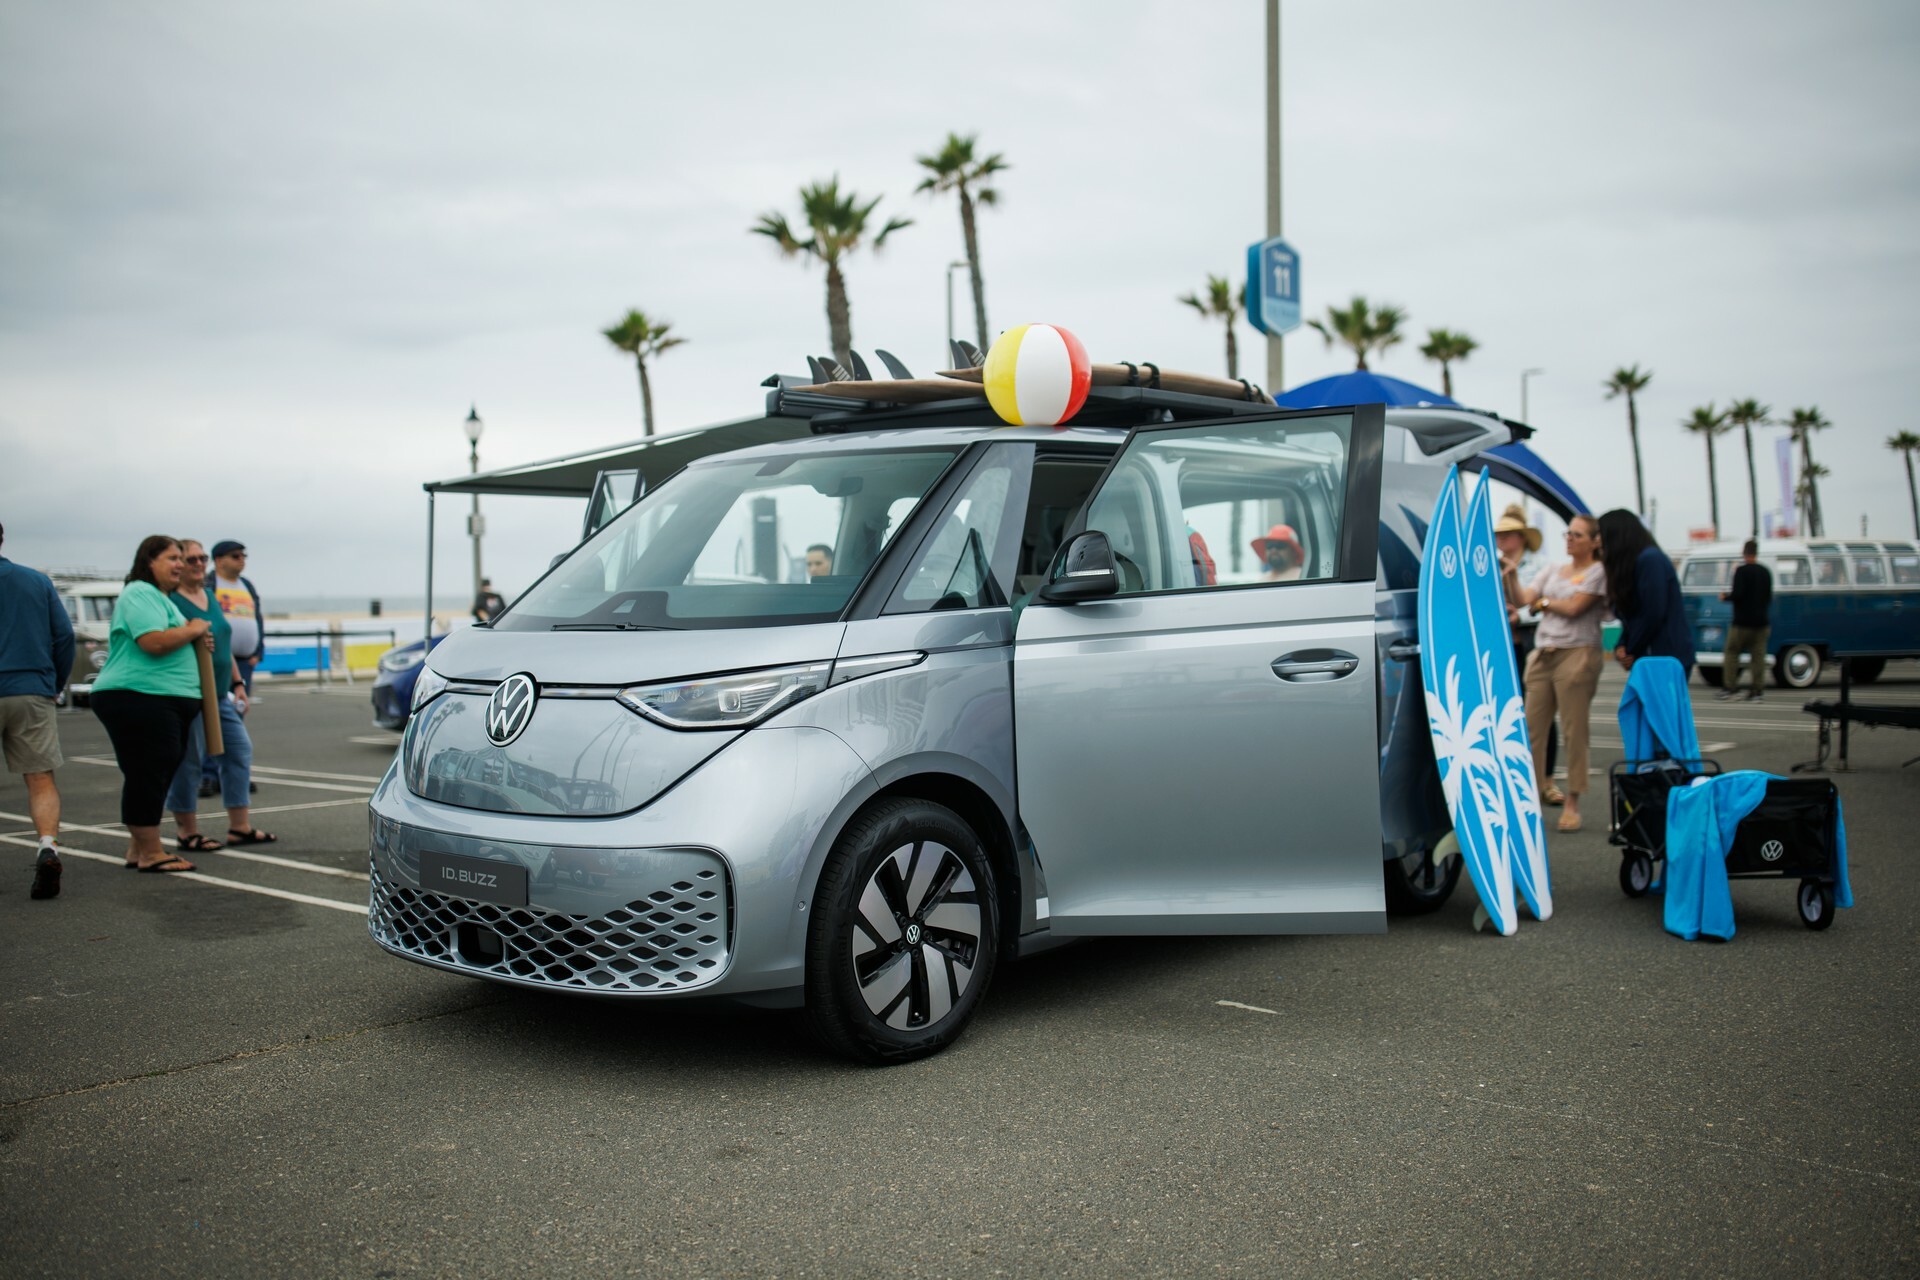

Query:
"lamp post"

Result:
[[1265, 0, 1284, 394], [1520, 368, 1545, 423], [945, 260, 968, 356], [463, 405, 485, 605]]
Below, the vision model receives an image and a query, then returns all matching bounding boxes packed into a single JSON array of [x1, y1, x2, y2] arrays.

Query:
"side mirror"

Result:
[[1039, 531, 1120, 603], [550, 553, 569, 571]]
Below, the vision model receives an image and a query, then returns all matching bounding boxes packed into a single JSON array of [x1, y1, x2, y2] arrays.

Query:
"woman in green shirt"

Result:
[[91, 535, 212, 872]]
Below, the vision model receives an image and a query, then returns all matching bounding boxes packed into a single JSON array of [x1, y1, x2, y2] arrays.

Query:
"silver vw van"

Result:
[[369, 381, 1543, 1061]]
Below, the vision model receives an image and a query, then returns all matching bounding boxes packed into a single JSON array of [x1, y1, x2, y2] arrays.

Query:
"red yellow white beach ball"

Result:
[[983, 324, 1091, 426]]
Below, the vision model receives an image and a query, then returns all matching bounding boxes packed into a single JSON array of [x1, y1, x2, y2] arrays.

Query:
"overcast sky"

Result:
[[3, 0, 1916, 609]]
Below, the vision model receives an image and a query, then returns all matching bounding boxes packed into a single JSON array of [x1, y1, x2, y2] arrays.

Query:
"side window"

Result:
[[1681, 558, 1731, 589], [1015, 456, 1109, 597], [1852, 554, 1887, 586], [1813, 555, 1848, 586], [888, 446, 1021, 612], [1083, 414, 1351, 596], [1890, 553, 1920, 585], [1773, 556, 1811, 587]]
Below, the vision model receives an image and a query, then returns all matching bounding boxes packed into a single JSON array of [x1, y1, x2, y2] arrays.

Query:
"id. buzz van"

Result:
[[367, 360, 1579, 1062]]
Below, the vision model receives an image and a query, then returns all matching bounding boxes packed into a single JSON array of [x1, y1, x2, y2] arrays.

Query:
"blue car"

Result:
[[371, 634, 450, 730]]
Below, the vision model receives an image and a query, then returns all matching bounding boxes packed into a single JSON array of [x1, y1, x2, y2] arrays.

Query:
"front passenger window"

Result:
[[888, 448, 1019, 612]]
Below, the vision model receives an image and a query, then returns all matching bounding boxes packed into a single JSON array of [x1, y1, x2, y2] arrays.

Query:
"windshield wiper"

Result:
[[550, 622, 677, 632]]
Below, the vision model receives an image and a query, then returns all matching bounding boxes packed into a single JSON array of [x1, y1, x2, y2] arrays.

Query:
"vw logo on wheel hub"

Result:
[[903, 922, 923, 946], [1760, 839, 1785, 862], [485, 673, 539, 746]]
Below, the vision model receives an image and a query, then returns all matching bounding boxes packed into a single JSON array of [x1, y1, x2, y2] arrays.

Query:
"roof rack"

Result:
[[767, 380, 1294, 435]]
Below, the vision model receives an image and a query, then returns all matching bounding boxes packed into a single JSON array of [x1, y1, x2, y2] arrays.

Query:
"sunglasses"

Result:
[[183, 555, 210, 564]]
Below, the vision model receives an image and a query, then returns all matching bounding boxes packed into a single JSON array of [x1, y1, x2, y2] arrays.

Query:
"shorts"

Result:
[[0, 694, 64, 774]]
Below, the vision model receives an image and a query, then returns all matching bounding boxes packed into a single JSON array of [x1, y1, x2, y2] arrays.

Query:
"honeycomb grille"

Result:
[[368, 860, 730, 993]]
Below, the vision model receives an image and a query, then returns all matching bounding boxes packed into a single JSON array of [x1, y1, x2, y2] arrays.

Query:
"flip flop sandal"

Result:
[[1542, 786, 1567, 806], [225, 828, 278, 846], [1557, 813, 1583, 833], [139, 857, 195, 874], [177, 833, 223, 852]]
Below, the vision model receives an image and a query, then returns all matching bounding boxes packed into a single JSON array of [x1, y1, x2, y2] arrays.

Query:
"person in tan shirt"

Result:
[[1513, 514, 1608, 832]]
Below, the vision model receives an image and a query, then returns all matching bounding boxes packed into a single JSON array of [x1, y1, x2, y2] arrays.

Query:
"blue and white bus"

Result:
[[1676, 538, 1920, 688]]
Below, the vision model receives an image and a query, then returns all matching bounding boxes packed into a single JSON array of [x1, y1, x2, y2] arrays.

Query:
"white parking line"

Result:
[[67, 757, 371, 795], [251, 764, 386, 785], [248, 797, 372, 817], [0, 833, 367, 915], [0, 811, 368, 882], [349, 735, 400, 746]]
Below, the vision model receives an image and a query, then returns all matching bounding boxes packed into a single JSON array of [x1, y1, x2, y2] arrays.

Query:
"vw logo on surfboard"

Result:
[[1471, 544, 1490, 576], [1760, 839, 1785, 862], [1439, 546, 1458, 578], [485, 673, 538, 747]]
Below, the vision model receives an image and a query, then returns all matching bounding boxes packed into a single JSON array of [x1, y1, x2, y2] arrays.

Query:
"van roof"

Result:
[[1678, 539, 1917, 557]]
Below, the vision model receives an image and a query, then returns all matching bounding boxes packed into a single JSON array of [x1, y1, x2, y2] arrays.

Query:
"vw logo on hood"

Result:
[[485, 673, 538, 747]]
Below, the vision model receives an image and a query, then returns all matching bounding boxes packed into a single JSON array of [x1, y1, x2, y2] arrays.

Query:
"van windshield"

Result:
[[496, 447, 961, 632]]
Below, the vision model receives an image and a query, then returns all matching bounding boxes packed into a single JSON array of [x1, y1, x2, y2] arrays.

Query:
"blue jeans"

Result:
[[168, 694, 253, 813]]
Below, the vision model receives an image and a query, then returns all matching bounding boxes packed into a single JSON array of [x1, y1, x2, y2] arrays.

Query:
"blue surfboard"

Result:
[[1417, 466, 1517, 936], [1463, 471, 1552, 920]]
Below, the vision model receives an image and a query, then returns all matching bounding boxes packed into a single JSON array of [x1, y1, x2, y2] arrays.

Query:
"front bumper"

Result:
[[370, 681, 408, 730], [365, 723, 875, 998]]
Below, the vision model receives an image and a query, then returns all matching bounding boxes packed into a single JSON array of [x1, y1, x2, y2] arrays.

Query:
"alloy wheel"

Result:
[[851, 840, 982, 1030]]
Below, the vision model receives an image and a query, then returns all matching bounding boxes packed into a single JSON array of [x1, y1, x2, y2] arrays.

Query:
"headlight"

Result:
[[379, 647, 427, 674], [410, 665, 450, 712], [619, 661, 832, 730]]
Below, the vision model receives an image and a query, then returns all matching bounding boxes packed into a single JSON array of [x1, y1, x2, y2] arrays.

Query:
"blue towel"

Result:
[[1619, 656, 1700, 762], [1662, 771, 1853, 941]]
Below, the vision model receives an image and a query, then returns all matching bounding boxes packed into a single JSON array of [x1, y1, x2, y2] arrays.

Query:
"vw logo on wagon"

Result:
[[1760, 839, 1785, 862], [485, 673, 539, 746]]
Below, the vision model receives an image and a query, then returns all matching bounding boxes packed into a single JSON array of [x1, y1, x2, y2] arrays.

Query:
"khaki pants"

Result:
[[1723, 625, 1770, 695], [1525, 646, 1603, 797]]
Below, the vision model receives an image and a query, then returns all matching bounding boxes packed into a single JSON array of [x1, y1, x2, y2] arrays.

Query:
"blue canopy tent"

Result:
[[1275, 372, 1589, 518]]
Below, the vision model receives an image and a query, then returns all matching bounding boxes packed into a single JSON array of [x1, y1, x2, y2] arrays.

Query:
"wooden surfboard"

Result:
[[789, 378, 987, 404], [940, 363, 1274, 406]]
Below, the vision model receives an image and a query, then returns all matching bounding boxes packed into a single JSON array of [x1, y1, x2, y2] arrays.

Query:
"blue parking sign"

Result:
[[1246, 236, 1301, 336]]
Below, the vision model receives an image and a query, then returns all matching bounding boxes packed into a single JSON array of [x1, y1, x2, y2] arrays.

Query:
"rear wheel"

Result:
[[1845, 657, 1886, 684], [1775, 644, 1822, 689], [1620, 851, 1654, 898], [805, 799, 1000, 1064], [1797, 879, 1835, 930], [1384, 833, 1463, 916]]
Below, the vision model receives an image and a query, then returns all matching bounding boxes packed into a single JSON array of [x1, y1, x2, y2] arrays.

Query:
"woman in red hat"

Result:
[[1251, 524, 1305, 582]]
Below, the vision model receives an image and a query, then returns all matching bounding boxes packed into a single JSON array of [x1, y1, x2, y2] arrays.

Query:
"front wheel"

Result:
[[1384, 832, 1463, 916], [805, 799, 1000, 1064], [1798, 879, 1835, 931], [1776, 644, 1822, 689], [1620, 851, 1654, 898]]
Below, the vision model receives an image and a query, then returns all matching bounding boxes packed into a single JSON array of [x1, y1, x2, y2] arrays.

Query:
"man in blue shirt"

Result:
[[0, 523, 76, 899]]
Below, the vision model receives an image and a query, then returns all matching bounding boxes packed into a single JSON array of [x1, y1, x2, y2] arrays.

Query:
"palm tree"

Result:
[[1306, 296, 1405, 371], [1418, 329, 1478, 399], [1890, 430, 1920, 536], [753, 177, 911, 370], [1178, 275, 1244, 379], [1681, 403, 1729, 534], [600, 309, 685, 437], [1795, 462, 1830, 536], [1724, 398, 1772, 538], [915, 133, 1006, 353], [1785, 406, 1832, 535], [1603, 365, 1654, 518]]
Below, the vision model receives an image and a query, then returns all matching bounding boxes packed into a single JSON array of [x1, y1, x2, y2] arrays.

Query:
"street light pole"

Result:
[[463, 406, 485, 606], [1264, 0, 1284, 394], [945, 260, 967, 356], [1520, 368, 1545, 423]]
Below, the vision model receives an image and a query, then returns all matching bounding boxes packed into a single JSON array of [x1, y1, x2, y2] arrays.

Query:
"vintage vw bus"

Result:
[[1676, 538, 1920, 688], [368, 377, 1569, 1061]]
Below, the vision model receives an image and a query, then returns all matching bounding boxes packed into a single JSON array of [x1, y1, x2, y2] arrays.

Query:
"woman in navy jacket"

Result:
[[1597, 509, 1696, 677]]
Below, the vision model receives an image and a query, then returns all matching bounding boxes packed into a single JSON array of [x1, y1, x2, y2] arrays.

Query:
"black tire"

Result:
[[1775, 643, 1822, 689], [1798, 879, 1835, 931], [1845, 657, 1886, 684], [1620, 851, 1654, 898], [1696, 664, 1725, 689], [805, 799, 1000, 1065], [1383, 841, 1463, 915]]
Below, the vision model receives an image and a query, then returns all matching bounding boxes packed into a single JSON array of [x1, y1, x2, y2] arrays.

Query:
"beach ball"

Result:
[[983, 323, 1091, 426]]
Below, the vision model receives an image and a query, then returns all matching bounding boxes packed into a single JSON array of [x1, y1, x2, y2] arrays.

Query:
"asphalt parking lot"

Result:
[[3, 668, 1917, 1278]]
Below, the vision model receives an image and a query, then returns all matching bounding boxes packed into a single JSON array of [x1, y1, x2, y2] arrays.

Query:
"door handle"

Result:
[[1272, 649, 1360, 681], [1387, 639, 1421, 663]]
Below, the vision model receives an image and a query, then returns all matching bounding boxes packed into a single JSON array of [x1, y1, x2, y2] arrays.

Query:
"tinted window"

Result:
[[1086, 414, 1351, 595], [498, 448, 958, 631], [1853, 554, 1887, 586], [1813, 556, 1848, 586], [1681, 558, 1732, 588], [1773, 556, 1811, 587], [1891, 554, 1920, 585]]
